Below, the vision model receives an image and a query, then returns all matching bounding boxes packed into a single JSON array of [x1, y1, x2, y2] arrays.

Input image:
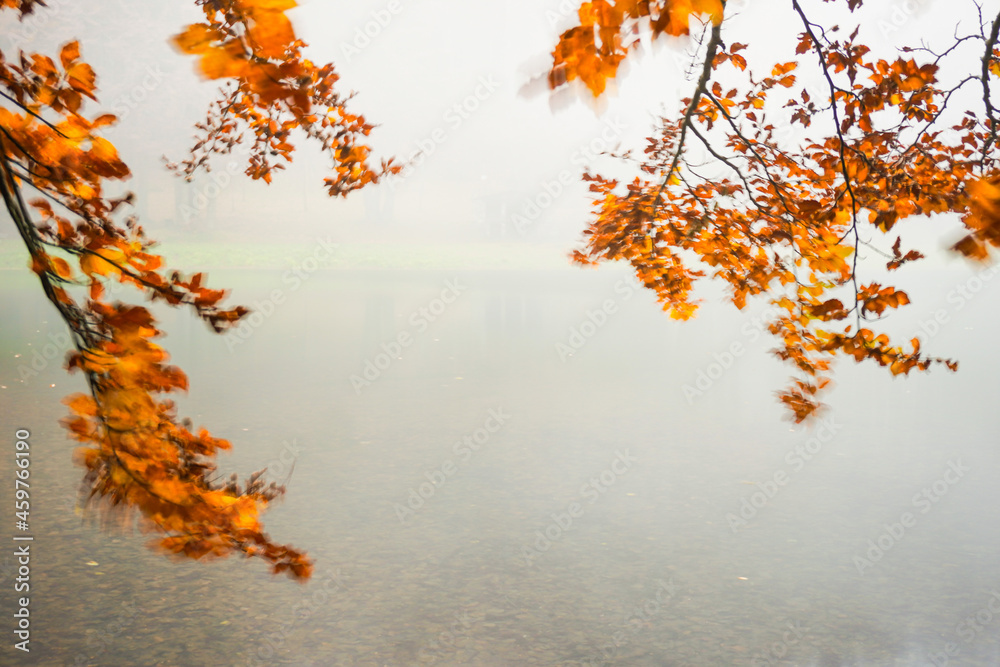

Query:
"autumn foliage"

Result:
[[1, 0, 396, 579], [549, 0, 999, 420], [167, 0, 399, 193], [5, 0, 1000, 579]]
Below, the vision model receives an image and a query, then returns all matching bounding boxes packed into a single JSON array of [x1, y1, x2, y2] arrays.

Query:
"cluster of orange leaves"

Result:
[[168, 0, 400, 194], [0, 0, 400, 580], [61, 305, 308, 577], [551, 0, 998, 421], [550, 0, 724, 95]]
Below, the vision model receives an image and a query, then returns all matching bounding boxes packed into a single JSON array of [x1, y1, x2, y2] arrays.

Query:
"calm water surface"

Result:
[[1, 267, 999, 666]]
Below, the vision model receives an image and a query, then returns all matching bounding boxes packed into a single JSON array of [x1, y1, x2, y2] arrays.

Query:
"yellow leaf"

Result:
[[58, 116, 91, 140], [66, 62, 96, 96], [692, 0, 724, 24], [200, 47, 247, 79], [832, 245, 854, 259], [80, 249, 124, 277], [89, 136, 119, 163], [248, 0, 297, 9]]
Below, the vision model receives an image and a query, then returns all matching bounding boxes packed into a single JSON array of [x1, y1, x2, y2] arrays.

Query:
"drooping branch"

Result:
[[791, 0, 861, 326], [1, 2, 317, 579], [554, 0, 979, 422], [0, 137, 94, 352], [979, 8, 1000, 163], [653, 18, 724, 206]]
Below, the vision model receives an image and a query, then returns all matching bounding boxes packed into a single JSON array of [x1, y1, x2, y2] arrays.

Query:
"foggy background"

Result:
[[0, 0, 979, 257], [4, 1, 1000, 665]]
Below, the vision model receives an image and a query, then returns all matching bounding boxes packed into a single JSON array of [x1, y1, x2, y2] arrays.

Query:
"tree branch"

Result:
[[980, 8, 1000, 163], [653, 18, 724, 205], [792, 0, 861, 327]]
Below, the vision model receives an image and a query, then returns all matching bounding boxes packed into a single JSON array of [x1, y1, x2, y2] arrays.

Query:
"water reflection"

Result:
[[1, 268, 999, 665]]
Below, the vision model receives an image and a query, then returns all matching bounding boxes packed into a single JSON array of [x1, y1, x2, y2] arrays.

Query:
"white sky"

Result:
[[2, 0, 999, 256]]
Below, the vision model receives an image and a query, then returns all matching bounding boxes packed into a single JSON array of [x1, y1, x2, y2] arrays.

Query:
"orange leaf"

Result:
[[92, 114, 117, 128], [952, 235, 989, 261], [51, 256, 73, 279], [64, 393, 98, 417], [59, 40, 80, 68], [200, 47, 247, 79], [248, 0, 298, 9], [173, 24, 221, 55], [66, 62, 96, 97], [248, 12, 295, 58], [89, 136, 120, 163]]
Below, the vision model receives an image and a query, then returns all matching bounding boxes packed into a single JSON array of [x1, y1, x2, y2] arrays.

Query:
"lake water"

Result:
[[1, 266, 999, 666]]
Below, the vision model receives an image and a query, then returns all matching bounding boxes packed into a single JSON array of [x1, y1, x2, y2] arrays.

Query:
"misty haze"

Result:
[[3, 1, 1000, 666]]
